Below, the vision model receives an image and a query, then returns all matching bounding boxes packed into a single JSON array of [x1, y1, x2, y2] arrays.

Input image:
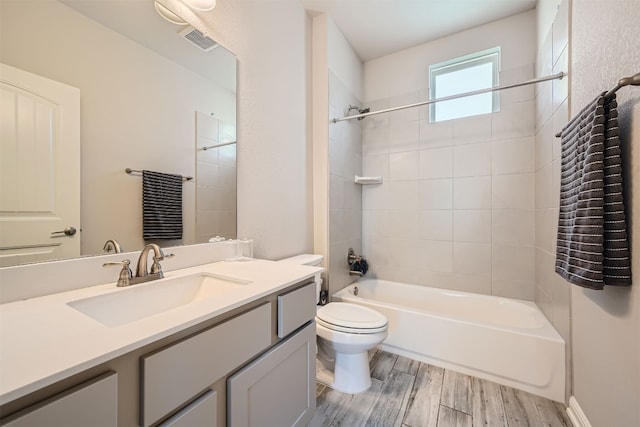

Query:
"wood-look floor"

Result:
[[309, 350, 572, 427]]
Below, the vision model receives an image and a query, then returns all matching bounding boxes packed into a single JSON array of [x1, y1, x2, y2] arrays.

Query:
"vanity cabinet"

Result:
[[0, 278, 317, 427], [1, 372, 117, 427]]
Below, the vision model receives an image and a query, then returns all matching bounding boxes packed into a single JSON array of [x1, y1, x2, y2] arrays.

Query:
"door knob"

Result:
[[51, 226, 77, 237]]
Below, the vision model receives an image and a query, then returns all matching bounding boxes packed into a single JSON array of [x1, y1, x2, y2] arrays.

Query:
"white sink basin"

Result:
[[67, 273, 251, 327]]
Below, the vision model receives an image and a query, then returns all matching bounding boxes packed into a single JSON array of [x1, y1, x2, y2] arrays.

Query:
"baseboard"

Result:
[[566, 396, 592, 427]]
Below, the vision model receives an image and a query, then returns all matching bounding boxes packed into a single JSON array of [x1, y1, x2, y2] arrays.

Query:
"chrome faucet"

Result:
[[131, 243, 174, 285], [103, 239, 122, 253]]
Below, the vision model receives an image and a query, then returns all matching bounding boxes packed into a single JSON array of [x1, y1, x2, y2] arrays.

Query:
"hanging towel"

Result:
[[555, 93, 631, 289], [142, 170, 183, 240]]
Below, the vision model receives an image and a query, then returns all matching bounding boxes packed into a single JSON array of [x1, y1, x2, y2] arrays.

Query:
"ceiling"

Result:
[[301, 0, 538, 61]]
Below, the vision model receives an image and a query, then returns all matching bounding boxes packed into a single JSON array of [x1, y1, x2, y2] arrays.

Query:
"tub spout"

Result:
[[349, 270, 364, 277]]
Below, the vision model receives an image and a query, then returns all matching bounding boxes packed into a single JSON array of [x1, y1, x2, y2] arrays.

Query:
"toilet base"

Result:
[[331, 351, 372, 394]]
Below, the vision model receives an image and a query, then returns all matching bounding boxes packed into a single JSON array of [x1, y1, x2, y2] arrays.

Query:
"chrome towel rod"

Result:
[[125, 168, 193, 182], [555, 72, 640, 137], [332, 71, 566, 123], [201, 140, 237, 151]]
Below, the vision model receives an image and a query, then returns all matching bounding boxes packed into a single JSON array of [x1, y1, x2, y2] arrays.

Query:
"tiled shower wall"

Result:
[[362, 65, 537, 299], [327, 71, 363, 295], [534, 0, 571, 395]]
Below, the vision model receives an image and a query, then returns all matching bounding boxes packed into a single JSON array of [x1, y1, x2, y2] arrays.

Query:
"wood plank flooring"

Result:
[[310, 350, 572, 427]]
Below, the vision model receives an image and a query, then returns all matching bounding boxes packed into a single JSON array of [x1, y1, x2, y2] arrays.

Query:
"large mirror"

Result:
[[0, 0, 237, 267]]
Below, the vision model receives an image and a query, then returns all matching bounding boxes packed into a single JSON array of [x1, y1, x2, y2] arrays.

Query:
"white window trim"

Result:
[[428, 47, 501, 122]]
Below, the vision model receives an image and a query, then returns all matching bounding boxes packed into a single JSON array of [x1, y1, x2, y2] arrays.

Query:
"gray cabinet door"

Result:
[[3, 372, 117, 427], [158, 390, 217, 427], [227, 322, 316, 427]]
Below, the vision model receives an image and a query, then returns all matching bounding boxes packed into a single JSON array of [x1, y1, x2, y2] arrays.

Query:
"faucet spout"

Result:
[[103, 239, 122, 253], [132, 243, 174, 285]]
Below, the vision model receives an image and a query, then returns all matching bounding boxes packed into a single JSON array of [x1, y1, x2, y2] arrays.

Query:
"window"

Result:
[[429, 47, 500, 122]]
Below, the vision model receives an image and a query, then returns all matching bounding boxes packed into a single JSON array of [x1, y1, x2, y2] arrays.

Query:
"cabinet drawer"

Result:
[[2, 372, 117, 427], [277, 282, 316, 338], [158, 390, 217, 427], [228, 322, 316, 427], [141, 303, 271, 426]]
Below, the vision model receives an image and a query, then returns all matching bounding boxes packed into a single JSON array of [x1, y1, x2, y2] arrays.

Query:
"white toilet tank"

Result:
[[278, 254, 324, 303]]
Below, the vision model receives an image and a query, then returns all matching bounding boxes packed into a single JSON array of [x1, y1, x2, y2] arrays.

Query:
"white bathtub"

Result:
[[333, 279, 565, 402]]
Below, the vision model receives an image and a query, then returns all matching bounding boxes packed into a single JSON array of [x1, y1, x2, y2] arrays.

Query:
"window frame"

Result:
[[428, 47, 501, 123]]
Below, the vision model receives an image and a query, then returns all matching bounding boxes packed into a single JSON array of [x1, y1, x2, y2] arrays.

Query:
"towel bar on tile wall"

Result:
[[125, 168, 193, 182], [554, 72, 640, 138]]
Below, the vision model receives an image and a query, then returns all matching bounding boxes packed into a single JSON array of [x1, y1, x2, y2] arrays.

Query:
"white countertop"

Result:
[[0, 259, 321, 405]]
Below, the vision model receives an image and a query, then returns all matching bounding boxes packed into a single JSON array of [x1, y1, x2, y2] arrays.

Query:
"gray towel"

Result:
[[142, 170, 183, 240], [555, 93, 631, 289]]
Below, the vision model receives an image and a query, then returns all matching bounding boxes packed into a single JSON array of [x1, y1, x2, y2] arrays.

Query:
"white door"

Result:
[[0, 63, 80, 267]]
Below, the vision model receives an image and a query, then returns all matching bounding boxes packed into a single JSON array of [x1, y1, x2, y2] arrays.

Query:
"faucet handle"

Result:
[[103, 259, 133, 287], [150, 252, 174, 275]]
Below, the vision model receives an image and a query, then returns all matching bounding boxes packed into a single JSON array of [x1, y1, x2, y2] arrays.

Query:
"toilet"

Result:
[[279, 254, 388, 394]]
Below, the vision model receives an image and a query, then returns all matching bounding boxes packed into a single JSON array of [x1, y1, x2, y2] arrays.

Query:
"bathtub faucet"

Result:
[[349, 270, 364, 277]]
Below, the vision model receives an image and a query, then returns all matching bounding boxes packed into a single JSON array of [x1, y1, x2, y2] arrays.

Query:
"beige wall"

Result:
[[199, 0, 314, 260], [570, 1, 640, 425], [0, 1, 235, 255]]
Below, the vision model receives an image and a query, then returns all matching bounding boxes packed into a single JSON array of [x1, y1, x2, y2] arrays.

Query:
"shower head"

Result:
[[347, 105, 370, 120]]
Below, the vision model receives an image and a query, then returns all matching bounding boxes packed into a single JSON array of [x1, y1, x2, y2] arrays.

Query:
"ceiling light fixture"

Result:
[[154, 0, 216, 25], [154, 1, 187, 25], [184, 0, 216, 11]]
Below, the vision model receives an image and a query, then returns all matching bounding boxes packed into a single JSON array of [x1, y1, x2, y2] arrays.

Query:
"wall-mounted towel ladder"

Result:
[[125, 168, 193, 182]]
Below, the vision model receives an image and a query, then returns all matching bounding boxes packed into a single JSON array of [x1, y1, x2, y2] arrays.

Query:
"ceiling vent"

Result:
[[179, 26, 219, 52]]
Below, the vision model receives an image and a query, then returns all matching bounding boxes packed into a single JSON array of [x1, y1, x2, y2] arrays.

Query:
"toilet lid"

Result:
[[316, 302, 388, 333]]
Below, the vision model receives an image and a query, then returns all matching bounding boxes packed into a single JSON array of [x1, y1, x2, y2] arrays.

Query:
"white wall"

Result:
[[570, 1, 640, 425], [0, 1, 235, 255], [361, 11, 538, 298], [197, 0, 313, 260]]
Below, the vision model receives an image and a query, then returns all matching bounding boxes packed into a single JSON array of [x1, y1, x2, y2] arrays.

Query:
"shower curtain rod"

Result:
[[332, 71, 566, 123]]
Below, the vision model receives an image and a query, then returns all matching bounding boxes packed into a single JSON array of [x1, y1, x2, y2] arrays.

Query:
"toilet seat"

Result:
[[316, 302, 388, 334]]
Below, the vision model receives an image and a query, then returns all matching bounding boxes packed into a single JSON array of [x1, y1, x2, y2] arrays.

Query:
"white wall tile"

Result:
[[419, 119, 454, 149], [420, 178, 453, 209], [388, 209, 420, 239], [552, 99, 568, 160], [535, 118, 554, 171], [453, 176, 492, 209], [453, 142, 491, 177], [552, 0, 569, 67], [329, 174, 344, 210], [363, 112, 389, 156], [363, 153, 390, 179], [419, 210, 452, 241], [452, 273, 492, 295], [419, 270, 454, 289], [535, 164, 553, 208], [491, 244, 535, 299], [552, 46, 569, 113], [362, 182, 389, 210], [453, 210, 491, 243], [492, 209, 535, 246], [389, 91, 420, 124], [420, 147, 453, 179], [420, 240, 453, 273], [389, 119, 420, 152], [535, 208, 558, 253], [453, 242, 492, 277], [452, 114, 492, 145], [492, 100, 535, 141], [363, 210, 390, 239], [492, 137, 535, 175], [389, 151, 420, 180], [388, 180, 420, 210], [500, 64, 535, 104], [492, 173, 534, 209]]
